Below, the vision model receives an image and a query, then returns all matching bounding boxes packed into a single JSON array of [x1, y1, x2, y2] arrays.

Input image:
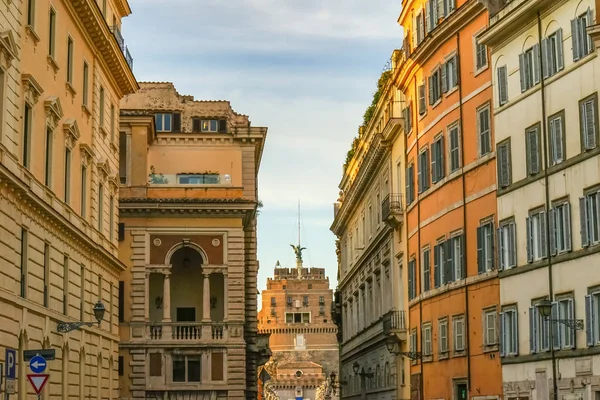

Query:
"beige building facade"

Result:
[[479, 0, 600, 398], [117, 82, 268, 400], [330, 53, 409, 400], [0, 0, 137, 399]]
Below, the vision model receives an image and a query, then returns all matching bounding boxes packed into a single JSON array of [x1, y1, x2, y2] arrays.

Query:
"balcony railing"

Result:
[[383, 310, 407, 335], [382, 194, 404, 226], [147, 322, 228, 341], [111, 25, 134, 70], [148, 173, 232, 186]]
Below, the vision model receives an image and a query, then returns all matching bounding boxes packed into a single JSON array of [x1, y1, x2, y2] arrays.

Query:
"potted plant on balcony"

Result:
[[148, 165, 169, 184]]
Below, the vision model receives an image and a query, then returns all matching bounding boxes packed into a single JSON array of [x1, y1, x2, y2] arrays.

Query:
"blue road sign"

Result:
[[5, 348, 16, 379], [29, 355, 47, 374]]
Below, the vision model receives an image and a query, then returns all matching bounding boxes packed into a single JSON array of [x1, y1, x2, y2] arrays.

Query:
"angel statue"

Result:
[[290, 244, 306, 263]]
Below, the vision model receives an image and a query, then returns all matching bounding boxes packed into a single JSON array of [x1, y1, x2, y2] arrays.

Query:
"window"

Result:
[[475, 39, 487, 71], [526, 124, 541, 175], [580, 93, 598, 151], [542, 29, 564, 78], [410, 329, 418, 359], [67, 37, 73, 84], [425, 0, 438, 33], [406, 163, 415, 205], [303, 296, 309, 306], [442, 0, 455, 16], [500, 307, 518, 356], [439, 318, 449, 354], [176, 174, 220, 184], [403, 103, 412, 133], [110, 104, 115, 142], [422, 247, 431, 292], [97, 184, 104, 232], [287, 296, 292, 306], [23, 103, 32, 168], [557, 297, 575, 349], [99, 87, 105, 128], [118, 281, 124, 322], [80, 165, 87, 218], [119, 132, 128, 184], [431, 135, 444, 183], [428, 67, 442, 105], [63, 256, 69, 314], [448, 235, 464, 282], [497, 139, 511, 188], [192, 119, 227, 133], [548, 112, 565, 165], [434, 241, 445, 288], [483, 309, 497, 346], [64, 148, 71, 203], [572, 9, 594, 62], [477, 105, 491, 156], [526, 210, 548, 262], [417, 148, 430, 193], [585, 290, 600, 346], [80, 264, 85, 320], [477, 221, 494, 273], [155, 113, 172, 132], [27, 0, 35, 26], [44, 127, 53, 187], [270, 297, 276, 306], [285, 312, 311, 323], [529, 302, 551, 353], [453, 315, 465, 352], [418, 82, 426, 115], [519, 45, 540, 92], [43, 243, 49, 307], [319, 296, 325, 305], [414, 11, 425, 46], [109, 196, 114, 240], [172, 356, 200, 383], [443, 55, 458, 93], [408, 258, 417, 300], [48, 8, 56, 58], [497, 65, 508, 105], [102, 0, 107, 16], [448, 124, 460, 172], [20, 228, 28, 298], [498, 220, 517, 270], [550, 202, 571, 255], [83, 62, 89, 107], [118, 356, 124, 376], [581, 190, 600, 247], [422, 323, 432, 356]]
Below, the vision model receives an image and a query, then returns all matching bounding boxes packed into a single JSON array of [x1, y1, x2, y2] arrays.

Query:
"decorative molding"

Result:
[[63, 119, 81, 149], [97, 160, 111, 182], [44, 96, 64, 130], [79, 143, 95, 166], [107, 175, 118, 194], [0, 30, 18, 69], [21, 74, 44, 105]]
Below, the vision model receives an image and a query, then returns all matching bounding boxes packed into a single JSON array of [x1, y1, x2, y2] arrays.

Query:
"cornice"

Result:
[[0, 153, 125, 274], [119, 198, 257, 218], [113, 0, 132, 17], [0, 30, 18, 69]]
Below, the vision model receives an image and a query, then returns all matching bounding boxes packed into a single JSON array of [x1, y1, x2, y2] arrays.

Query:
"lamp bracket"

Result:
[[398, 351, 422, 360], [56, 321, 94, 333], [550, 318, 585, 330]]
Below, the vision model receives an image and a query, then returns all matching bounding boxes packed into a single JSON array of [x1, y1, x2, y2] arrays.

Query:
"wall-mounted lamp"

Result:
[[57, 301, 106, 333]]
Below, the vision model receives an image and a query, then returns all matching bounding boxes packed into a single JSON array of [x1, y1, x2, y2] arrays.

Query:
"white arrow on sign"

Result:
[[31, 360, 46, 369]]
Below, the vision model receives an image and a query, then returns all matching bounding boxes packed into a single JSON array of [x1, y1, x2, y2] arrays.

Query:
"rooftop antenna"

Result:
[[290, 200, 306, 278]]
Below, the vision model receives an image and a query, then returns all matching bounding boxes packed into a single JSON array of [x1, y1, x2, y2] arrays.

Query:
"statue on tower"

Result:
[[290, 244, 306, 263]]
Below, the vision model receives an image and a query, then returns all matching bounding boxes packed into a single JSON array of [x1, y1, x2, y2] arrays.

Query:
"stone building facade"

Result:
[[117, 82, 269, 400], [257, 252, 339, 397], [0, 0, 137, 399]]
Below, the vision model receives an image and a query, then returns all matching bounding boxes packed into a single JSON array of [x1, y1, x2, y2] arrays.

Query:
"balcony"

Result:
[[149, 173, 232, 186], [382, 310, 407, 341], [111, 25, 134, 70], [381, 101, 404, 141], [382, 194, 404, 228], [147, 322, 230, 342]]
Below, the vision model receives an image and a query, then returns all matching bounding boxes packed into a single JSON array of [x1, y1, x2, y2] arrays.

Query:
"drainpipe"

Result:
[[536, 10, 558, 400], [413, 74, 425, 400], [455, 31, 472, 391]]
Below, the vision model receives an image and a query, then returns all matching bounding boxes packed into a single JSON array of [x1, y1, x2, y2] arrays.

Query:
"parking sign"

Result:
[[5, 348, 16, 379]]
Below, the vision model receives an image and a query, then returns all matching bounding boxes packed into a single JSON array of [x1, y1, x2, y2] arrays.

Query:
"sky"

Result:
[[123, 0, 403, 307]]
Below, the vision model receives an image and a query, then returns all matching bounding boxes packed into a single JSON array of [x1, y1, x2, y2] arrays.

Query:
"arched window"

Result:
[[384, 361, 390, 387]]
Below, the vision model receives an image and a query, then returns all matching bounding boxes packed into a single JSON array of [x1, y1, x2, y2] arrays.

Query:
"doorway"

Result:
[[176, 307, 196, 322], [455, 382, 467, 400]]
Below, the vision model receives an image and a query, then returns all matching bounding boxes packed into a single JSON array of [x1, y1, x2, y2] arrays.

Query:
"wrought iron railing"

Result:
[[111, 25, 134, 70]]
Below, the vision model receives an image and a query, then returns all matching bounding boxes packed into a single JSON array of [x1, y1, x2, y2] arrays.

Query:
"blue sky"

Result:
[[123, 0, 403, 304]]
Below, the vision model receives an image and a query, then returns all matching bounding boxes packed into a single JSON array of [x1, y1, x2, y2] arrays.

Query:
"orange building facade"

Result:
[[396, 1, 502, 399]]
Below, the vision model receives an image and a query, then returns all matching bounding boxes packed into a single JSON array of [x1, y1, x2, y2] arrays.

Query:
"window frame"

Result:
[[549, 199, 572, 255], [453, 314, 466, 352], [498, 218, 517, 270], [579, 92, 599, 152], [542, 29, 564, 79], [555, 294, 575, 350], [519, 45, 540, 92], [525, 122, 542, 176], [48, 7, 56, 58], [526, 208, 548, 262], [422, 322, 432, 357], [496, 138, 512, 188], [417, 147, 430, 193], [548, 110, 566, 166], [422, 246, 431, 292], [500, 306, 519, 357], [476, 103, 492, 157], [67, 36, 74, 84], [581, 188, 600, 247], [431, 133, 445, 183], [477, 220, 494, 273], [483, 308, 498, 347], [497, 65, 508, 106], [448, 122, 461, 172], [438, 317, 449, 356], [474, 38, 488, 72], [572, 9, 594, 62]]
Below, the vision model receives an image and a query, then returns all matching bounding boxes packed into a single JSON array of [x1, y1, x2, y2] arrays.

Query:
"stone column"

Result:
[[223, 273, 229, 322], [203, 273, 211, 322], [163, 271, 171, 322]]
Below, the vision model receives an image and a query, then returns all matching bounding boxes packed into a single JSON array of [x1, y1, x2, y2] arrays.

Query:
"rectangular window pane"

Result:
[[81, 166, 87, 218], [98, 184, 104, 232], [64, 148, 71, 203], [187, 358, 201, 382], [49, 9, 55, 57], [83, 62, 89, 106], [23, 104, 32, 168], [45, 128, 52, 187], [172, 359, 185, 382], [67, 37, 73, 83], [99, 87, 105, 127]]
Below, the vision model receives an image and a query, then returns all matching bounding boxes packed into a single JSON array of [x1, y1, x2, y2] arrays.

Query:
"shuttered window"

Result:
[[526, 210, 548, 263], [542, 29, 564, 79], [418, 83, 427, 115], [428, 67, 442, 105], [424, 0, 438, 33], [422, 247, 431, 292], [497, 65, 508, 106], [422, 323, 432, 356], [443, 55, 458, 93], [408, 259, 417, 300], [453, 315, 465, 351], [525, 125, 541, 176], [150, 353, 162, 377], [519, 45, 540, 92], [475, 40, 487, 71], [580, 191, 600, 247], [499, 308, 519, 357], [579, 94, 598, 151], [448, 124, 460, 172], [403, 103, 413, 133], [433, 241, 445, 288], [548, 112, 565, 165], [406, 163, 415, 205], [585, 292, 600, 346], [498, 220, 517, 270], [418, 148, 430, 194], [497, 140, 511, 188], [477, 222, 494, 274], [549, 202, 572, 255], [477, 105, 491, 156], [438, 318, 449, 354], [572, 9, 594, 62], [431, 135, 444, 183]]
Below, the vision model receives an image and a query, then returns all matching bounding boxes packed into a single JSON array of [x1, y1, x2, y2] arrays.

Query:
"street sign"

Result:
[[23, 349, 55, 362], [29, 355, 47, 374], [5, 378, 15, 394], [27, 374, 49, 395], [5, 348, 16, 379]]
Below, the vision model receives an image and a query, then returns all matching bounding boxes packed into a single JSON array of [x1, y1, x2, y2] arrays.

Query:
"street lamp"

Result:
[[536, 298, 585, 400], [56, 301, 106, 333], [385, 335, 422, 360], [352, 361, 374, 378]]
